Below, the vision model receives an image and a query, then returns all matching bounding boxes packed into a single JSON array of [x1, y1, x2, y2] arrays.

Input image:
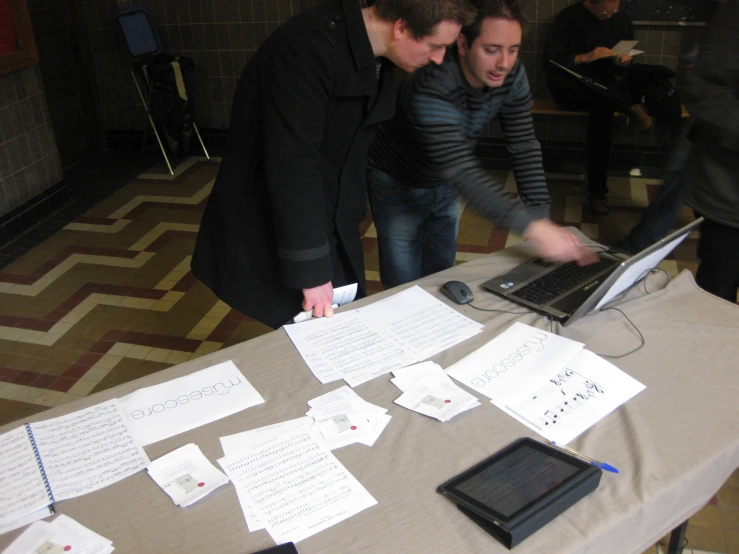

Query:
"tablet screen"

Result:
[[444, 442, 585, 522]]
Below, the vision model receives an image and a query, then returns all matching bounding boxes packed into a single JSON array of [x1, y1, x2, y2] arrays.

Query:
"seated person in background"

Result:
[[367, 0, 596, 290], [542, 0, 654, 217]]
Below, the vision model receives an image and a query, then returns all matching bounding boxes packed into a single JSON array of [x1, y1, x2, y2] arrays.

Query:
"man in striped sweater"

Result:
[[368, 0, 595, 289]]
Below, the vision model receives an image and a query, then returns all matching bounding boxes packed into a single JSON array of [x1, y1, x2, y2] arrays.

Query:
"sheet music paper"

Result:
[[30, 399, 149, 501], [361, 286, 483, 360], [284, 313, 417, 387], [0, 507, 54, 537], [218, 429, 377, 544], [220, 417, 316, 532], [492, 349, 646, 444], [285, 286, 482, 387], [119, 360, 265, 446], [446, 322, 584, 401], [0, 427, 51, 527]]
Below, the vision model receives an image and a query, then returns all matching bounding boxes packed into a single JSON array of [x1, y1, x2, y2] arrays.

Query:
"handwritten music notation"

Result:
[[507, 368, 605, 431], [492, 349, 646, 444]]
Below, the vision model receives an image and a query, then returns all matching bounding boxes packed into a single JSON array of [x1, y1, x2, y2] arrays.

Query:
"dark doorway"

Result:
[[27, 0, 100, 169]]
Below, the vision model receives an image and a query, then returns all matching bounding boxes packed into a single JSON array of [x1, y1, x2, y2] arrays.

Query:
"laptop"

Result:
[[481, 218, 703, 327]]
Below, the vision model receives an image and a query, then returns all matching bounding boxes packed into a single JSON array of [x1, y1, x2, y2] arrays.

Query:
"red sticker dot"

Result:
[[445, 399, 451, 403], [198, 482, 205, 487], [64, 547, 72, 552], [350, 426, 357, 430]]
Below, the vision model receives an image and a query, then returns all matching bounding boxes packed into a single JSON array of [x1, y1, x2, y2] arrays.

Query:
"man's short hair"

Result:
[[375, 0, 477, 39], [460, 0, 527, 45]]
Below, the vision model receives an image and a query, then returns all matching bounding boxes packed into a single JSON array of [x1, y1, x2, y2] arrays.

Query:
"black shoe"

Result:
[[588, 193, 610, 216]]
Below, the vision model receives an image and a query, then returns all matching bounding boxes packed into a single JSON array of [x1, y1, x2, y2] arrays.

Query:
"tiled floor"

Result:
[[0, 155, 736, 552]]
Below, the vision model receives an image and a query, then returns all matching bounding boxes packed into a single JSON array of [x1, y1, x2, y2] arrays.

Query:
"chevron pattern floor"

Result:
[[0, 156, 736, 553]]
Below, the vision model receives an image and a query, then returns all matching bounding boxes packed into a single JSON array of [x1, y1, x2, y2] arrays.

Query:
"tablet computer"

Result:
[[437, 438, 601, 548]]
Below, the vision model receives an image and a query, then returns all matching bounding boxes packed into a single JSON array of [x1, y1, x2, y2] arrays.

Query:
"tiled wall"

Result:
[[0, 66, 64, 219], [75, 0, 701, 147], [78, 0, 301, 131]]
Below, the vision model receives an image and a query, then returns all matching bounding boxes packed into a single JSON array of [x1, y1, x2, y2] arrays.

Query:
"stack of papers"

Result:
[[3, 515, 113, 554], [307, 386, 391, 449], [147, 443, 229, 507], [284, 285, 483, 387], [218, 429, 377, 544], [446, 322, 646, 443], [391, 362, 480, 422]]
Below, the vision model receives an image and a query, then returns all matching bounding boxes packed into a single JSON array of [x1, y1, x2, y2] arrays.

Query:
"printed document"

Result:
[[445, 322, 584, 401], [2, 515, 113, 554], [218, 429, 377, 544], [119, 360, 265, 445], [147, 443, 229, 507], [492, 349, 645, 443], [220, 417, 316, 532], [285, 286, 482, 387]]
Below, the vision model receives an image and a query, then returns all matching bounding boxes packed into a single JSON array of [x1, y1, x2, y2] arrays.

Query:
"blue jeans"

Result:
[[367, 168, 461, 289]]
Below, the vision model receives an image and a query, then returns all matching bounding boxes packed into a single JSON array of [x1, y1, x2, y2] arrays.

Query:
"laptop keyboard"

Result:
[[512, 257, 618, 306]]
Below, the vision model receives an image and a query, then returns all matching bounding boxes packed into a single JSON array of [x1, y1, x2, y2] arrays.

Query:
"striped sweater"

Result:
[[368, 48, 550, 235]]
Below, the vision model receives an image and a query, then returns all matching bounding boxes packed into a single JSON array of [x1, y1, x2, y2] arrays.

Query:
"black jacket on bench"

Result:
[[191, 0, 396, 328]]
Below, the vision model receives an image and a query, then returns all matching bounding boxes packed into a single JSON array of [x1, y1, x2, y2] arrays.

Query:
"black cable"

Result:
[[595, 306, 645, 359], [643, 268, 671, 294]]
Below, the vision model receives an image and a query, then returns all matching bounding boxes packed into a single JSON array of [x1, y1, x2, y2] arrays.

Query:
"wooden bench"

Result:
[[531, 98, 690, 118]]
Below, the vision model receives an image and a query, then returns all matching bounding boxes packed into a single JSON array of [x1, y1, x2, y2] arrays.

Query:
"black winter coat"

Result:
[[192, 0, 396, 328]]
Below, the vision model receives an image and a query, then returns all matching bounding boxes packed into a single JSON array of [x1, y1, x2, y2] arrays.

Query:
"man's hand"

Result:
[[614, 53, 633, 66], [576, 47, 613, 64], [302, 282, 334, 318], [523, 220, 599, 266]]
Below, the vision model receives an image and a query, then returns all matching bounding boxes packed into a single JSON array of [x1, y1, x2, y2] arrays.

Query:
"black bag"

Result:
[[142, 54, 196, 158], [627, 64, 683, 126]]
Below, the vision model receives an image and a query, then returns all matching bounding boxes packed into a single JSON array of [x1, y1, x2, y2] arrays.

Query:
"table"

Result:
[[2, 239, 738, 554]]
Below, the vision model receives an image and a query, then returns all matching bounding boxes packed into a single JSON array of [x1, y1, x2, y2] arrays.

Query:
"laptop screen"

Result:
[[593, 229, 692, 311]]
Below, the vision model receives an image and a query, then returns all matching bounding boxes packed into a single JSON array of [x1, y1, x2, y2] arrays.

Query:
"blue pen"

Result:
[[551, 441, 619, 474]]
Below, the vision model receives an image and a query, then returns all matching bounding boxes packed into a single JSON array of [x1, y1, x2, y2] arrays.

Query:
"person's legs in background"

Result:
[[585, 103, 615, 215], [694, 217, 739, 303], [621, 124, 692, 253], [420, 183, 461, 279], [368, 169, 437, 289]]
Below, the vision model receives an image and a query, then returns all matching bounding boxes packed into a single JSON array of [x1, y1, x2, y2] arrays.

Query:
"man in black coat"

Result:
[[192, 0, 475, 328]]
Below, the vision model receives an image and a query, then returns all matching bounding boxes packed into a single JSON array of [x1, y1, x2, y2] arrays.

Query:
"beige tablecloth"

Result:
[[2, 240, 738, 554]]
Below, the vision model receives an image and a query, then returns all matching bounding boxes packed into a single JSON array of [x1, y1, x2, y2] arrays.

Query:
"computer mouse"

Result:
[[441, 280, 474, 305]]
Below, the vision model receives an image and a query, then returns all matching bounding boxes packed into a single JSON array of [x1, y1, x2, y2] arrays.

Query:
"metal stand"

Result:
[[666, 520, 688, 554], [131, 67, 210, 176]]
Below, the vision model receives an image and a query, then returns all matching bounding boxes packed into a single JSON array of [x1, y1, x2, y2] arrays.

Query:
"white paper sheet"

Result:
[[446, 322, 584, 401], [218, 429, 377, 544], [52, 515, 114, 553], [611, 40, 639, 55], [394, 381, 478, 422], [285, 286, 482, 387], [147, 443, 229, 507], [290, 283, 359, 324], [220, 417, 315, 532], [361, 286, 483, 360], [284, 313, 417, 387], [492, 349, 646, 444], [0, 507, 53, 537], [119, 360, 265, 445], [2, 518, 112, 554], [29, 400, 150, 502], [0, 426, 52, 527]]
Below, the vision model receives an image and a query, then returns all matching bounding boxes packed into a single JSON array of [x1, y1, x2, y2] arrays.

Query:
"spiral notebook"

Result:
[[0, 399, 150, 528]]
